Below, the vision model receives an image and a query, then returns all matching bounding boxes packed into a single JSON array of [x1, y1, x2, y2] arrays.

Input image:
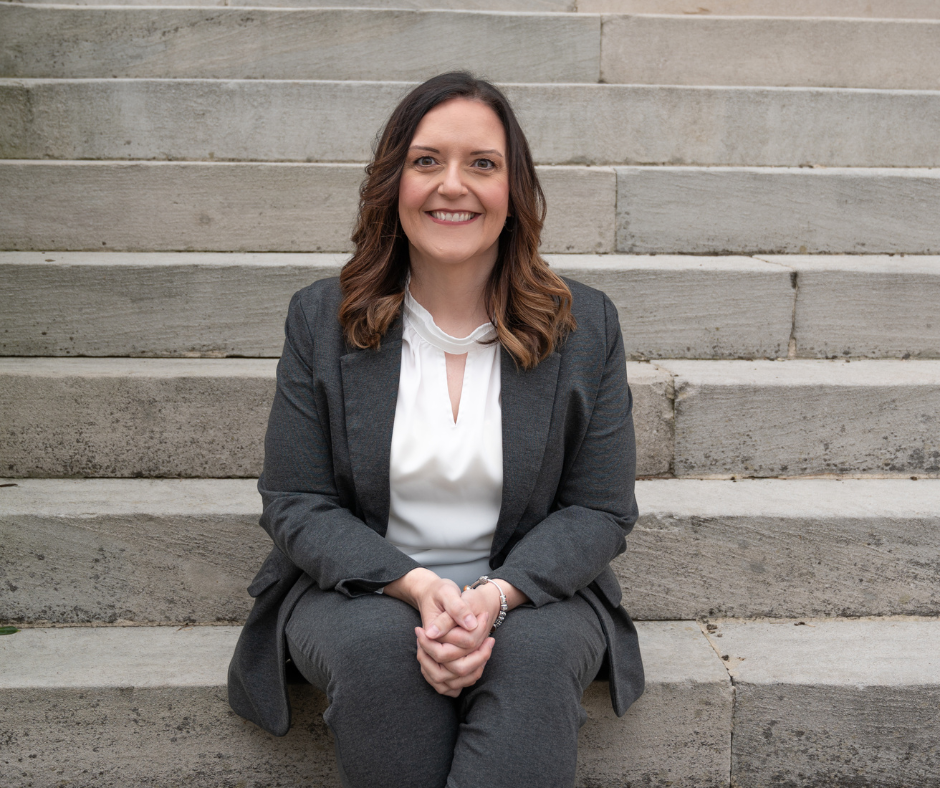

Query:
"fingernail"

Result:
[[463, 615, 476, 629], [427, 625, 440, 638]]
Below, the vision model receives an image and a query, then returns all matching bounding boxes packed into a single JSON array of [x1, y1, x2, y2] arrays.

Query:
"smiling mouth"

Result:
[[427, 211, 479, 224]]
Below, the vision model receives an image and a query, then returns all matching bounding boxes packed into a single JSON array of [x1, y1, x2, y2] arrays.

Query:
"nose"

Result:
[[437, 162, 468, 199]]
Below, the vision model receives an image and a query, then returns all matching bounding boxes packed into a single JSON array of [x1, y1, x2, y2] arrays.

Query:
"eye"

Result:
[[473, 158, 497, 171], [414, 156, 436, 167]]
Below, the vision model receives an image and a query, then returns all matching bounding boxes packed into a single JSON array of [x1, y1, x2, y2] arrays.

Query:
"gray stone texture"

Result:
[[9, 478, 937, 623], [577, 621, 731, 787], [0, 357, 670, 478], [0, 162, 612, 253], [0, 479, 268, 624], [707, 619, 940, 788], [0, 252, 345, 357], [624, 479, 940, 619], [616, 167, 940, 255], [601, 15, 940, 89], [758, 254, 940, 359], [1, 252, 792, 360], [624, 363, 674, 477], [0, 358, 277, 478], [582, 0, 940, 15], [6, 79, 940, 168], [548, 255, 793, 360], [657, 359, 940, 477], [0, 6, 599, 82], [0, 623, 731, 788]]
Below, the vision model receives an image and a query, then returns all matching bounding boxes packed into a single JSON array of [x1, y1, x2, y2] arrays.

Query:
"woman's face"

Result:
[[398, 98, 510, 276]]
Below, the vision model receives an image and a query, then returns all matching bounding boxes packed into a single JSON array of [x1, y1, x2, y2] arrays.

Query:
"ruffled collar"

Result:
[[403, 285, 496, 355]]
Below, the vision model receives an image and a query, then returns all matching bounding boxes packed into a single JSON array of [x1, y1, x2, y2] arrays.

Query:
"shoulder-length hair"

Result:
[[338, 71, 575, 370]]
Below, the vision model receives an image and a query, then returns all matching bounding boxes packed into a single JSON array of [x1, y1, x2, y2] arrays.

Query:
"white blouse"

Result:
[[384, 287, 503, 589]]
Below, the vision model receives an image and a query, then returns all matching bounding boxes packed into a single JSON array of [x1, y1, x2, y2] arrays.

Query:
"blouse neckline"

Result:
[[403, 286, 497, 355]]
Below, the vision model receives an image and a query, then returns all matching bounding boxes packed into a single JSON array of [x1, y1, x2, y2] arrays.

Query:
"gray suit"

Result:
[[227, 276, 644, 737]]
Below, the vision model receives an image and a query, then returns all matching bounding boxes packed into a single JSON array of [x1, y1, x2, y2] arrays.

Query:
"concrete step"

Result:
[[0, 622, 732, 788], [656, 359, 940, 478], [4, 162, 940, 255], [616, 166, 940, 255], [600, 15, 940, 89], [5, 253, 938, 361], [758, 254, 940, 359], [0, 357, 670, 478], [4, 358, 939, 479], [705, 618, 940, 787], [3, 478, 939, 623], [582, 0, 940, 16], [14, 0, 940, 17], [0, 252, 796, 360], [6, 79, 940, 168], [0, 5, 600, 82], [4, 5, 939, 89], [0, 161, 613, 254]]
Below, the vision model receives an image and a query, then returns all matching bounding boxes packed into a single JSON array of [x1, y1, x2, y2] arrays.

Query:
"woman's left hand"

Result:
[[415, 631, 496, 697]]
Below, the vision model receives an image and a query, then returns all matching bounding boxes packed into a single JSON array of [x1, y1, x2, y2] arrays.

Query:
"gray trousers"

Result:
[[285, 584, 607, 788]]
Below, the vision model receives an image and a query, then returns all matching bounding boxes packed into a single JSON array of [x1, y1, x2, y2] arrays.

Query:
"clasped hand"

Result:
[[414, 576, 499, 697]]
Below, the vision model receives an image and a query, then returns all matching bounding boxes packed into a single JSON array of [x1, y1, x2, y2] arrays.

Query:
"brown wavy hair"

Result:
[[338, 71, 575, 369]]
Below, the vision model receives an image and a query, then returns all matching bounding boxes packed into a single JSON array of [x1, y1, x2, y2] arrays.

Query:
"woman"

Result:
[[228, 72, 644, 788]]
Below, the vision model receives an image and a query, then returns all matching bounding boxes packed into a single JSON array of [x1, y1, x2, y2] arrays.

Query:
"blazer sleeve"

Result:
[[256, 289, 421, 596], [493, 295, 639, 607]]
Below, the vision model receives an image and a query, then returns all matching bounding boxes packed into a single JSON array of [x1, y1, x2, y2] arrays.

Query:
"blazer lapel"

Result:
[[340, 318, 403, 536], [491, 347, 561, 558]]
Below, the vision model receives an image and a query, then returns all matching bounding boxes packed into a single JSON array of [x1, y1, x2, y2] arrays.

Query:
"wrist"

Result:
[[383, 567, 438, 608]]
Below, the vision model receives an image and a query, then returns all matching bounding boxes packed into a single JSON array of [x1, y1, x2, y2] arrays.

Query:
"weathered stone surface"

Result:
[[0, 358, 277, 478], [624, 479, 940, 619], [625, 363, 674, 477], [707, 618, 940, 788], [0, 623, 730, 788], [577, 621, 731, 788], [582, 0, 940, 17], [548, 255, 793, 359], [657, 359, 940, 477], [0, 6, 599, 82], [0, 252, 344, 357], [616, 167, 940, 254], [538, 167, 615, 253], [0, 357, 670, 478], [601, 15, 940, 89], [7, 79, 940, 168], [0, 162, 611, 253], [0, 161, 364, 252], [20, 0, 572, 7], [0, 479, 268, 624], [758, 254, 940, 359], [6, 478, 937, 623], [1, 252, 790, 359]]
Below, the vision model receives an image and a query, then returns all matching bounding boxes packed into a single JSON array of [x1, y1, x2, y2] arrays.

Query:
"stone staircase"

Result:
[[1, 1, 939, 785]]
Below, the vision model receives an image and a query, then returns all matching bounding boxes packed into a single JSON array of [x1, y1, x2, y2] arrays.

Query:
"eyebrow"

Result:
[[409, 145, 505, 158]]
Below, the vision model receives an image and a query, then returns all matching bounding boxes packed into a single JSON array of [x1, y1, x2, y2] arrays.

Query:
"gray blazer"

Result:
[[228, 276, 644, 737]]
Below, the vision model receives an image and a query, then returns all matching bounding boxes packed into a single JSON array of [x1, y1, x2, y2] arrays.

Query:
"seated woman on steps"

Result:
[[228, 71, 644, 788]]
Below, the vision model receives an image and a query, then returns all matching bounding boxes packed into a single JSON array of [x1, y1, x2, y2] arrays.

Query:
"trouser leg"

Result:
[[285, 585, 459, 788], [446, 593, 607, 788]]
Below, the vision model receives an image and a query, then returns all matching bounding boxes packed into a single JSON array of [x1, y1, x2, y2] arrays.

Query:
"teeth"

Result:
[[430, 211, 475, 222]]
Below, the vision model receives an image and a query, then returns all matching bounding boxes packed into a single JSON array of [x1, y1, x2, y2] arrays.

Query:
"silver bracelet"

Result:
[[467, 576, 508, 633]]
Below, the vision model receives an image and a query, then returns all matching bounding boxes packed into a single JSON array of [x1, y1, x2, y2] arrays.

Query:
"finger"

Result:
[[416, 641, 461, 684], [443, 637, 495, 678], [439, 586, 477, 632], [425, 610, 459, 640], [438, 613, 489, 650], [416, 628, 474, 664]]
